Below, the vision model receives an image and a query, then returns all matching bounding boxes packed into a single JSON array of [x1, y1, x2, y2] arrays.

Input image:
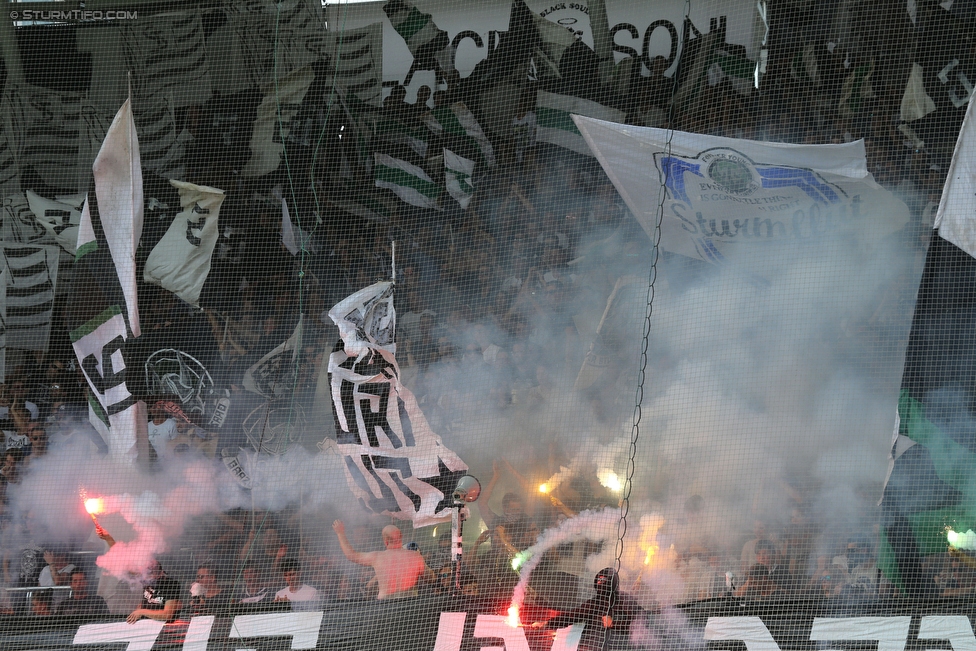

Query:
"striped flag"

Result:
[[444, 148, 476, 209], [374, 116, 429, 164], [2, 194, 48, 244], [383, 0, 450, 72], [374, 153, 442, 209], [0, 244, 59, 351], [3, 83, 82, 190], [120, 10, 213, 108], [224, 0, 323, 88], [71, 97, 150, 465], [536, 91, 626, 156], [423, 102, 495, 167], [315, 23, 384, 107], [328, 281, 468, 526]]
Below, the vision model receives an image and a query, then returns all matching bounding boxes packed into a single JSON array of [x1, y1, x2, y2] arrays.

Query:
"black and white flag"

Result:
[[3, 83, 82, 190], [71, 97, 149, 464], [313, 23, 384, 107], [328, 281, 467, 526], [26, 191, 83, 255], [120, 10, 213, 108], [0, 243, 59, 351]]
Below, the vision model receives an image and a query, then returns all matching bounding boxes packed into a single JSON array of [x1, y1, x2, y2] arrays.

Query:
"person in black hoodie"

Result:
[[539, 568, 642, 651]]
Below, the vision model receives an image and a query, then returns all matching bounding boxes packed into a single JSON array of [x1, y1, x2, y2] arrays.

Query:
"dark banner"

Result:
[[6, 596, 976, 650]]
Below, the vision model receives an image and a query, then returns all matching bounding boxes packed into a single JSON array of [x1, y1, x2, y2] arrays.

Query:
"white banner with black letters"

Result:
[[328, 281, 467, 527]]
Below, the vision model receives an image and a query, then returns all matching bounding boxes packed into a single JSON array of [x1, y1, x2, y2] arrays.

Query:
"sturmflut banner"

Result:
[[573, 117, 911, 266], [328, 281, 467, 527]]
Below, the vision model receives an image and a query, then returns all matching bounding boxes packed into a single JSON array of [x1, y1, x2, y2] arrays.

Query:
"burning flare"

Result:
[[538, 483, 550, 494], [85, 498, 105, 515], [947, 528, 976, 550], [597, 469, 622, 493], [506, 604, 520, 627]]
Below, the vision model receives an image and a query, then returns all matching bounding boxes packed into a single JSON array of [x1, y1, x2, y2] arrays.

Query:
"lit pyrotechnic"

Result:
[[597, 469, 622, 493], [506, 604, 520, 627], [538, 483, 550, 494], [947, 528, 976, 550], [85, 498, 105, 516]]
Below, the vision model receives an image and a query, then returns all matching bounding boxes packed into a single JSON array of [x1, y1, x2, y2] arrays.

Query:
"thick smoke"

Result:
[[8, 151, 919, 601]]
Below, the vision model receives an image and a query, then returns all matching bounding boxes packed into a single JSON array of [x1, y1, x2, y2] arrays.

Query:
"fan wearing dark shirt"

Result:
[[56, 570, 109, 618]]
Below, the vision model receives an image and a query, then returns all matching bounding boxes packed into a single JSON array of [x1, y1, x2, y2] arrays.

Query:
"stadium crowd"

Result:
[[0, 18, 963, 625]]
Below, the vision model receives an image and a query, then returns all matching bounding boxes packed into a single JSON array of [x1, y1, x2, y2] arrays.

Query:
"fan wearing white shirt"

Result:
[[274, 558, 320, 611]]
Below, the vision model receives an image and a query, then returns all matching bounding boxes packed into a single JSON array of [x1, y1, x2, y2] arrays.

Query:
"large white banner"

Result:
[[573, 117, 911, 265]]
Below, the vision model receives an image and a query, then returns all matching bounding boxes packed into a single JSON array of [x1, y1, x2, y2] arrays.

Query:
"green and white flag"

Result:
[[383, 0, 448, 60], [374, 153, 441, 210], [75, 197, 97, 261], [536, 91, 626, 156], [707, 46, 755, 96], [444, 148, 476, 209], [423, 102, 495, 167], [73, 96, 150, 465]]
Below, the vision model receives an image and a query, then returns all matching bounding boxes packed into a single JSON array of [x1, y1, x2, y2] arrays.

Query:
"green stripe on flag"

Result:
[[536, 107, 581, 135], [75, 240, 98, 261], [87, 392, 109, 428], [69, 304, 123, 342], [376, 166, 440, 197]]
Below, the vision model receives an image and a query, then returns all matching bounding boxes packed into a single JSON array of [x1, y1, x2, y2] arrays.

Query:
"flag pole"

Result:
[[391, 240, 396, 283]]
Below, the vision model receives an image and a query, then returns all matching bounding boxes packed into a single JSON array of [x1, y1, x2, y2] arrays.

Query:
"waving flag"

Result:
[[71, 97, 149, 464], [144, 181, 225, 307], [374, 153, 442, 209], [328, 281, 467, 526]]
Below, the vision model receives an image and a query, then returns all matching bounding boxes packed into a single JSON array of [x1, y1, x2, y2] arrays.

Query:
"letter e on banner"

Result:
[[918, 616, 976, 651], [73, 621, 164, 651], [230, 613, 323, 649], [810, 617, 911, 651], [704, 617, 781, 651]]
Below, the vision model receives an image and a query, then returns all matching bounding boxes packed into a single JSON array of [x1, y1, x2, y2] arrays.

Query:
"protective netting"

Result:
[[0, 0, 973, 649]]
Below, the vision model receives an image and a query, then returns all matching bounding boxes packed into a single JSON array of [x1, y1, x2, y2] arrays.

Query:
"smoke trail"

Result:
[[510, 508, 622, 612]]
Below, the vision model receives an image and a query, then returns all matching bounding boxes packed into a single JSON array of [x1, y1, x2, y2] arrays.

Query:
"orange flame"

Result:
[[538, 483, 550, 494], [506, 604, 520, 627], [84, 498, 104, 515]]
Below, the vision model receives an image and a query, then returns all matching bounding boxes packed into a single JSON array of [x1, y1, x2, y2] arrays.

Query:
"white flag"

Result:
[[92, 98, 143, 337], [936, 95, 976, 255], [328, 281, 468, 526], [76, 197, 97, 261], [573, 117, 911, 266], [901, 62, 937, 122], [244, 316, 303, 399], [144, 180, 225, 307]]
